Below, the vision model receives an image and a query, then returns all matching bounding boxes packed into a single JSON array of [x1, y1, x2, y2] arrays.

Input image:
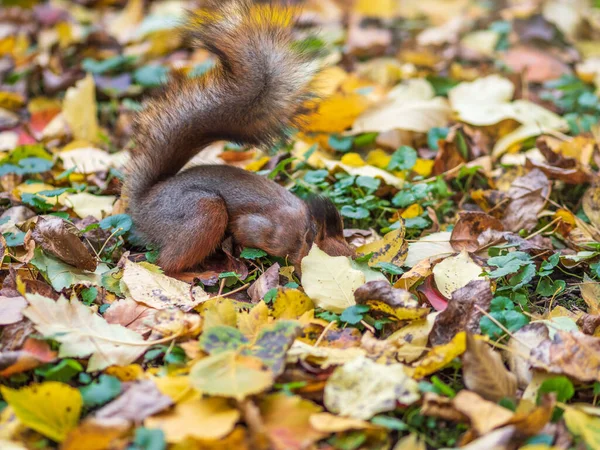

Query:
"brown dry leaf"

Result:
[[354, 280, 429, 322], [503, 323, 549, 389], [531, 331, 600, 382], [501, 46, 571, 82], [95, 380, 172, 423], [580, 274, 600, 315], [421, 392, 468, 423], [453, 425, 516, 450], [429, 280, 493, 346], [452, 390, 514, 435], [103, 299, 157, 336], [393, 433, 427, 450], [450, 211, 504, 252], [462, 334, 517, 402], [0, 338, 56, 377], [259, 393, 326, 450], [31, 217, 97, 271], [247, 263, 280, 303], [582, 185, 600, 231], [502, 169, 551, 232]]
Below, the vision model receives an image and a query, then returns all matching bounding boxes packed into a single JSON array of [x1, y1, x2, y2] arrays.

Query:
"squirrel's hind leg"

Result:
[[156, 194, 228, 273]]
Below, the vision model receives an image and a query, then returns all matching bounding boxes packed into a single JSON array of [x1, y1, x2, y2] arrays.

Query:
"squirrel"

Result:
[[123, 0, 355, 273]]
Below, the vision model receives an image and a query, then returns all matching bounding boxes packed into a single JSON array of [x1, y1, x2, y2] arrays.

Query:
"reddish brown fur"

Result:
[[123, 0, 353, 273]]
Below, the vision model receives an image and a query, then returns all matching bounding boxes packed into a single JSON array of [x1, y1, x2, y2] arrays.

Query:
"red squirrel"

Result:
[[123, 0, 354, 273]]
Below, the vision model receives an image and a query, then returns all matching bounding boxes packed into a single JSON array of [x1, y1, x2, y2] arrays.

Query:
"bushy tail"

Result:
[[124, 0, 318, 203]]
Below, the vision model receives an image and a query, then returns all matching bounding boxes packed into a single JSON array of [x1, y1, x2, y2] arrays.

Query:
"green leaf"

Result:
[[370, 415, 408, 430], [536, 278, 566, 297], [133, 65, 169, 87], [373, 262, 404, 275], [328, 134, 354, 152], [356, 176, 380, 192], [199, 326, 249, 354], [304, 169, 329, 184], [263, 288, 278, 304], [4, 231, 25, 247], [388, 146, 417, 171], [340, 304, 370, 325], [488, 252, 532, 278], [538, 253, 560, 276], [427, 127, 449, 151], [20, 193, 53, 212], [35, 359, 83, 383], [341, 206, 370, 220], [240, 248, 268, 260], [80, 287, 98, 305], [132, 427, 166, 450], [99, 214, 132, 237], [537, 376, 574, 403], [79, 375, 121, 408], [392, 184, 430, 207], [82, 55, 135, 74], [508, 263, 536, 290]]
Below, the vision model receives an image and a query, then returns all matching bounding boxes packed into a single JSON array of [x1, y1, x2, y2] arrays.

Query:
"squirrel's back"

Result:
[[124, 0, 318, 204]]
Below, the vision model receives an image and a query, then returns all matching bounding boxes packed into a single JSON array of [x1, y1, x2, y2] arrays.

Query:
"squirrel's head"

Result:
[[303, 196, 355, 259]]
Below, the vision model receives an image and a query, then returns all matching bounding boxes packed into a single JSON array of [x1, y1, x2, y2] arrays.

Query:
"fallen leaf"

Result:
[[64, 193, 116, 220], [531, 330, 600, 382], [237, 301, 271, 340], [452, 390, 514, 435], [59, 147, 115, 174], [189, 351, 274, 400], [404, 232, 454, 268], [145, 394, 239, 442], [62, 74, 99, 143], [432, 251, 484, 300], [429, 280, 493, 346], [1, 382, 82, 442], [563, 407, 600, 450], [501, 46, 571, 82], [309, 413, 374, 433], [503, 323, 549, 389], [61, 418, 129, 450], [31, 217, 97, 271], [352, 79, 451, 134], [103, 299, 158, 336], [120, 259, 208, 311], [462, 334, 517, 402], [583, 186, 600, 231], [354, 280, 429, 322], [95, 380, 172, 423], [260, 393, 325, 450], [324, 355, 419, 419], [0, 295, 27, 325], [0, 338, 56, 377], [271, 288, 314, 320], [30, 248, 107, 291], [388, 313, 438, 363], [286, 340, 366, 369], [502, 169, 551, 232], [413, 331, 467, 379], [356, 225, 408, 267], [393, 433, 427, 450], [247, 263, 280, 303], [301, 245, 365, 313], [450, 212, 504, 252], [24, 293, 147, 371]]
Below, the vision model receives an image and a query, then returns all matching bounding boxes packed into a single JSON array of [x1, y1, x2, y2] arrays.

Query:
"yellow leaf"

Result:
[[400, 204, 423, 219], [340, 152, 365, 167], [108, 0, 144, 43], [237, 301, 270, 340], [0, 92, 24, 111], [63, 74, 99, 143], [61, 418, 128, 450], [14, 182, 68, 205], [189, 351, 273, 400], [393, 434, 426, 450], [120, 259, 209, 311], [356, 225, 408, 267], [312, 66, 348, 97], [413, 331, 467, 379], [581, 274, 600, 315], [564, 407, 600, 450], [145, 394, 240, 442], [153, 376, 194, 404], [388, 313, 437, 363], [105, 364, 144, 381], [366, 149, 391, 169], [432, 250, 484, 299], [412, 159, 434, 177], [301, 245, 365, 313], [309, 413, 374, 433], [356, 0, 399, 18], [271, 289, 314, 320], [199, 297, 238, 330], [303, 94, 370, 133], [64, 193, 116, 220], [1, 382, 82, 442], [245, 156, 270, 172]]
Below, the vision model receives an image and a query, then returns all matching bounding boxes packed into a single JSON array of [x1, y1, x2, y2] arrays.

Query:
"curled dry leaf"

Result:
[[582, 185, 600, 231], [413, 331, 467, 379], [462, 334, 517, 402], [432, 251, 484, 300], [429, 280, 493, 346], [503, 323, 549, 389], [248, 263, 280, 303], [31, 217, 97, 271], [421, 392, 467, 423], [502, 169, 551, 232], [580, 274, 600, 315], [452, 390, 514, 435], [324, 355, 419, 420], [354, 280, 429, 322], [531, 330, 600, 382], [120, 259, 209, 311], [450, 211, 504, 252]]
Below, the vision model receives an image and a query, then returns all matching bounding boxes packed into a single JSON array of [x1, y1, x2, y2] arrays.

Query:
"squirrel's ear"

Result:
[[305, 196, 344, 239]]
